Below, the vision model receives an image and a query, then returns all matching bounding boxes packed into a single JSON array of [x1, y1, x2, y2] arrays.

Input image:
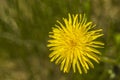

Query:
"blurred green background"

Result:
[[0, 0, 120, 80]]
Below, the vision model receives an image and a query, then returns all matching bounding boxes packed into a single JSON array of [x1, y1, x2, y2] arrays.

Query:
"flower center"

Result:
[[70, 40, 77, 48]]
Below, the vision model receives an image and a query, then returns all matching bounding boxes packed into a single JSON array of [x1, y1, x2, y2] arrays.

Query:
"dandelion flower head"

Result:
[[47, 13, 104, 74]]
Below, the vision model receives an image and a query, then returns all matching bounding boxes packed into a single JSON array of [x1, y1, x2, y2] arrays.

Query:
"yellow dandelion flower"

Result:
[[47, 13, 104, 74]]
